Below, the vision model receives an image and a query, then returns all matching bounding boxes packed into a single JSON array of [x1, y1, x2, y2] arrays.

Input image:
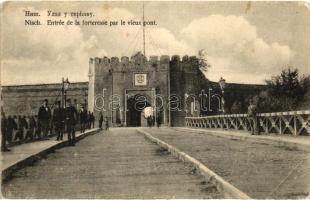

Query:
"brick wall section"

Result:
[[2, 82, 88, 116]]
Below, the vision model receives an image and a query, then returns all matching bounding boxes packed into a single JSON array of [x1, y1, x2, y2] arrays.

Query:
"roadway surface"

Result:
[[141, 127, 310, 199], [2, 128, 221, 199]]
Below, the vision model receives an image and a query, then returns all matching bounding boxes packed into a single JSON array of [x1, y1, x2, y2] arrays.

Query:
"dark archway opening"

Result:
[[126, 94, 150, 127]]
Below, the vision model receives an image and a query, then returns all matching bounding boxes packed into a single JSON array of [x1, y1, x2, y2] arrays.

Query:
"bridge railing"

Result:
[[185, 110, 310, 136]]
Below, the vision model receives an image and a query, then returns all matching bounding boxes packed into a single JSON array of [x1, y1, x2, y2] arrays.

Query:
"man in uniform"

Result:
[[65, 99, 78, 146], [52, 101, 65, 140], [99, 113, 103, 129], [104, 116, 109, 130], [25, 116, 34, 141], [34, 115, 41, 139], [87, 111, 91, 129], [29, 116, 37, 140], [156, 112, 162, 128], [38, 99, 51, 139], [79, 105, 87, 133], [14, 116, 24, 142], [7, 115, 16, 144], [248, 99, 258, 135], [1, 110, 10, 152], [90, 112, 95, 128]]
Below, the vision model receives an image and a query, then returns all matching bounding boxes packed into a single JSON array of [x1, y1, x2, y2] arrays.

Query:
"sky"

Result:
[[1, 1, 310, 85]]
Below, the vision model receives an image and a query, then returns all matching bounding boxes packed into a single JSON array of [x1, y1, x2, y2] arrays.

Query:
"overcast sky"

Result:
[[1, 1, 310, 85]]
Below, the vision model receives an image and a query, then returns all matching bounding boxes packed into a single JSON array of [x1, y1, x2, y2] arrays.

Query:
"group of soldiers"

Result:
[[1, 99, 96, 152]]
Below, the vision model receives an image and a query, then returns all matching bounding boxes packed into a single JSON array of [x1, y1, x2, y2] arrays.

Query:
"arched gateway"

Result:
[[126, 94, 151, 127]]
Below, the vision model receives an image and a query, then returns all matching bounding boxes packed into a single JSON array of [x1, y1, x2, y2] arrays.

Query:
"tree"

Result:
[[198, 49, 211, 73], [257, 68, 310, 112], [231, 101, 243, 114]]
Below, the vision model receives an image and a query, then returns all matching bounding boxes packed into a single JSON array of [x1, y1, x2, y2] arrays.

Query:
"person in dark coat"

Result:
[[12, 115, 18, 141], [14, 116, 24, 142], [152, 115, 155, 127], [52, 101, 65, 140], [29, 116, 37, 140], [7, 116, 16, 144], [34, 115, 41, 139], [25, 116, 34, 141], [90, 112, 95, 128], [104, 116, 109, 130], [21, 116, 28, 141], [65, 99, 78, 146], [156, 113, 162, 128], [38, 99, 51, 139], [248, 99, 258, 135], [99, 113, 103, 129], [87, 111, 91, 129], [79, 106, 87, 133], [147, 116, 152, 128], [1, 110, 10, 152]]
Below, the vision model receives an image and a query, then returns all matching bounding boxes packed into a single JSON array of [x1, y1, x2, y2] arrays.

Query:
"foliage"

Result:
[[256, 68, 310, 112], [230, 101, 243, 114], [198, 49, 211, 73]]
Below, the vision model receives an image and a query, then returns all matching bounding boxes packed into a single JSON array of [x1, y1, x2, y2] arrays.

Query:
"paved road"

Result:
[[2, 128, 221, 199], [141, 127, 310, 199]]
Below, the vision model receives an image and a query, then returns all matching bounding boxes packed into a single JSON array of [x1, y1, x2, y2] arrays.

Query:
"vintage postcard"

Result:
[[1, 1, 310, 199]]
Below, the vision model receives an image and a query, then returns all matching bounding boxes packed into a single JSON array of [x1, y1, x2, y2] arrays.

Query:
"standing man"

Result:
[[22, 116, 29, 139], [147, 116, 152, 128], [25, 116, 34, 141], [156, 113, 162, 128], [65, 99, 78, 146], [99, 113, 103, 129], [53, 101, 65, 141], [90, 112, 95, 128], [248, 99, 258, 135], [38, 99, 51, 140], [14, 116, 24, 142], [87, 111, 91, 129], [104, 116, 109, 130], [34, 115, 41, 139], [7, 115, 16, 144], [1, 110, 10, 152], [29, 116, 37, 140], [79, 106, 87, 133]]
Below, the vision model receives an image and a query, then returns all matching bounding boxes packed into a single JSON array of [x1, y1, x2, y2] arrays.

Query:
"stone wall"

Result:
[[169, 55, 204, 126], [88, 52, 170, 127], [2, 82, 88, 116]]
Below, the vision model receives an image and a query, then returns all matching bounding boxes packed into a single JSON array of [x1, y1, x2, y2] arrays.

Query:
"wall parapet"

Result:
[[185, 110, 310, 136], [89, 54, 199, 66]]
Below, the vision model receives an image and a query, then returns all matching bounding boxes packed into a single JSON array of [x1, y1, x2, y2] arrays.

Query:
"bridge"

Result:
[[186, 110, 310, 136], [1, 111, 310, 199]]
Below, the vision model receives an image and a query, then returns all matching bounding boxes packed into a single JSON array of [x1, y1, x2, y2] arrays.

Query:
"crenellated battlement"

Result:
[[88, 52, 200, 78], [89, 54, 198, 67]]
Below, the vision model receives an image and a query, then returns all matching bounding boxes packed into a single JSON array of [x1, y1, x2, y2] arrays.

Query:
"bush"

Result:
[[256, 68, 310, 112]]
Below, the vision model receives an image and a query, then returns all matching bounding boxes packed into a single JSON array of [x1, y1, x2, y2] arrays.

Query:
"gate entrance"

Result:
[[126, 94, 151, 127], [125, 89, 155, 127]]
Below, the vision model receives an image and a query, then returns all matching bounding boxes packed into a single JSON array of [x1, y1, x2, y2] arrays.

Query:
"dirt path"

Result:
[[2, 128, 221, 199]]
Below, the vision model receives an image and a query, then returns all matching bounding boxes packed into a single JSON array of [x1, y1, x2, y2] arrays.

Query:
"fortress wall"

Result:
[[2, 82, 88, 116], [89, 53, 171, 126], [169, 55, 202, 126], [89, 57, 113, 124], [2, 54, 268, 125]]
